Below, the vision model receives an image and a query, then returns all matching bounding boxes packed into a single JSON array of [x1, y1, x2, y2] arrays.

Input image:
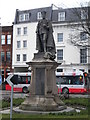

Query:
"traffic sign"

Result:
[[6, 74, 18, 86], [6, 74, 14, 86]]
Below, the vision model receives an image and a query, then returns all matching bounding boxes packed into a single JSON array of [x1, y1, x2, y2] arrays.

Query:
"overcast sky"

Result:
[[0, 0, 90, 26]]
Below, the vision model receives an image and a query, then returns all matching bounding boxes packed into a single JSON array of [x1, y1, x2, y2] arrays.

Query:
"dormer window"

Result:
[[58, 12, 65, 21], [19, 13, 29, 22], [25, 14, 29, 21], [37, 12, 42, 20], [19, 14, 24, 21]]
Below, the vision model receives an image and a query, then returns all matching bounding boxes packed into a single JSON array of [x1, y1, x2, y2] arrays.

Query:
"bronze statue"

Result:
[[36, 11, 56, 60]]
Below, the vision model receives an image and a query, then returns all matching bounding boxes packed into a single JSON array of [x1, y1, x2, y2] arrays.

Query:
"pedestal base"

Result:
[[20, 95, 66, 111], [20, 53, 66, 111]]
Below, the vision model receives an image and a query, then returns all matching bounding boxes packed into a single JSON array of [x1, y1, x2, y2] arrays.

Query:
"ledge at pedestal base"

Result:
[[20, 95, 66, 111]]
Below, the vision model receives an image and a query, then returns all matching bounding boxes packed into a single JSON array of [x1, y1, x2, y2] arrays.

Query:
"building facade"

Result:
[[12, 6, 90, 73], [0, 26, 13, 81]]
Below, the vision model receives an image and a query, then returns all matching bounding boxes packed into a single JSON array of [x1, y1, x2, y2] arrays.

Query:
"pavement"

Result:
[[0, 90, 27, 100], [0, 109, 10, 114], [0, 106, 75, 114]]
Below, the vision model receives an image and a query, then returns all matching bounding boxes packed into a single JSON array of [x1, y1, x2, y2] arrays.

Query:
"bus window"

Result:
[[18, 76, 22, 84], [58, 76, 83, 85], [27, 76, 31, 84], [57, 76, 69, 84], [18, 76, 31, 84], [69, 79, 71, 84], [61, 77, 69, 84], [56, 76, 63, 84]]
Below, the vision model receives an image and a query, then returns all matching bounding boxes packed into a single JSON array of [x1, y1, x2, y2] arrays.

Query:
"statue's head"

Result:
[[41, 11, 46, 19]]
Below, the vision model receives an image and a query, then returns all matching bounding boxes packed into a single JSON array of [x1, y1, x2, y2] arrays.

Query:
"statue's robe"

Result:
[[36, 19, 56, 55]]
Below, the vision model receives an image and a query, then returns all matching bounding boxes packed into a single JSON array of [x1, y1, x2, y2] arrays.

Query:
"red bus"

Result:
[[5, 72, 31, 93], [56, 70, 89, 94], [5, 71, 89, 94]]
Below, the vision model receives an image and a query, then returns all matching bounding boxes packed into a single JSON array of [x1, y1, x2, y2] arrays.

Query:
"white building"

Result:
[[12, 6, 90, 73]]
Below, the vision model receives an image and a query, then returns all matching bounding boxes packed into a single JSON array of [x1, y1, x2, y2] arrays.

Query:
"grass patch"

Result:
[[1, 113, 89, 120], [13, 98, 25, 106], [1, 97, 90, 120], [1, 98, 88, 109], [0, 98, 24, 109], [62, 98, 89, 107], [62, 98, 89, 116]]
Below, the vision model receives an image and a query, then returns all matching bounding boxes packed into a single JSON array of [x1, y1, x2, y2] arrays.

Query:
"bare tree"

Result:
[[68, 2, 90, 49]]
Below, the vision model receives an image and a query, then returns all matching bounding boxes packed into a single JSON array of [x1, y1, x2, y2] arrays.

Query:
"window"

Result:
[[37, 12, 42, 20], [57, 69, 63, 72], [56, 76, 83, 85], [25, 14, 29, 21], [57, 33, 63, 42], [58, 12, 65, 21], [17, 41, 21, 48], [6, 51, 10, 61], [23, 54, 27, 61], [80, 49, 87, 63], [17, 28, 21, 35], [1, 35, 5, 45], [18, 76, 31, 84], [80, 32, 87, 41], [17, 54, 20, 61], [23, 27, 27, 35], [57, 49, 63, 60], [23, 40, 27, 48], [19, 13, 29, 21], [81, 10, 88, 20], [19, 14, 24, 21], [1, 52, 5, 61], [7, 35, 11, 44]]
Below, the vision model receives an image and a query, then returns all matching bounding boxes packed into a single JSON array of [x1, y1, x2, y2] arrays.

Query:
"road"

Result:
[[0, 90, 27, 100], [0, 90, 89, 100], [69, 94, 89, 98]]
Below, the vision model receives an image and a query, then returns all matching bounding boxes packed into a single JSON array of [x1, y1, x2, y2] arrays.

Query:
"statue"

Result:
[[20, 12, 66, 112], [36, 11, 56, 60]]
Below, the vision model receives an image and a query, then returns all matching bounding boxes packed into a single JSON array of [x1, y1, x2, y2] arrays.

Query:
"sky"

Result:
[[0, 0, 90, 26]]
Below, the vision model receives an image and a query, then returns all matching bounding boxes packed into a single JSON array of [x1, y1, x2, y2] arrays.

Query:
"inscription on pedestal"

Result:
[[35, 68, 45, 95]]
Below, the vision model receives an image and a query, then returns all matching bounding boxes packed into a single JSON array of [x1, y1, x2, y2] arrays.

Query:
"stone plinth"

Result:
[[20, 53, 66, 111]]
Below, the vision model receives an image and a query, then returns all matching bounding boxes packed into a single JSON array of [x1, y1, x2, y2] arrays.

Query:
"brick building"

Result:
[[0, 26, 13, 82]]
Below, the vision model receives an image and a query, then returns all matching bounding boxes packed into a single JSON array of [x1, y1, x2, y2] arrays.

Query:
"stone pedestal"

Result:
[[20, 53, 66, 111]]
